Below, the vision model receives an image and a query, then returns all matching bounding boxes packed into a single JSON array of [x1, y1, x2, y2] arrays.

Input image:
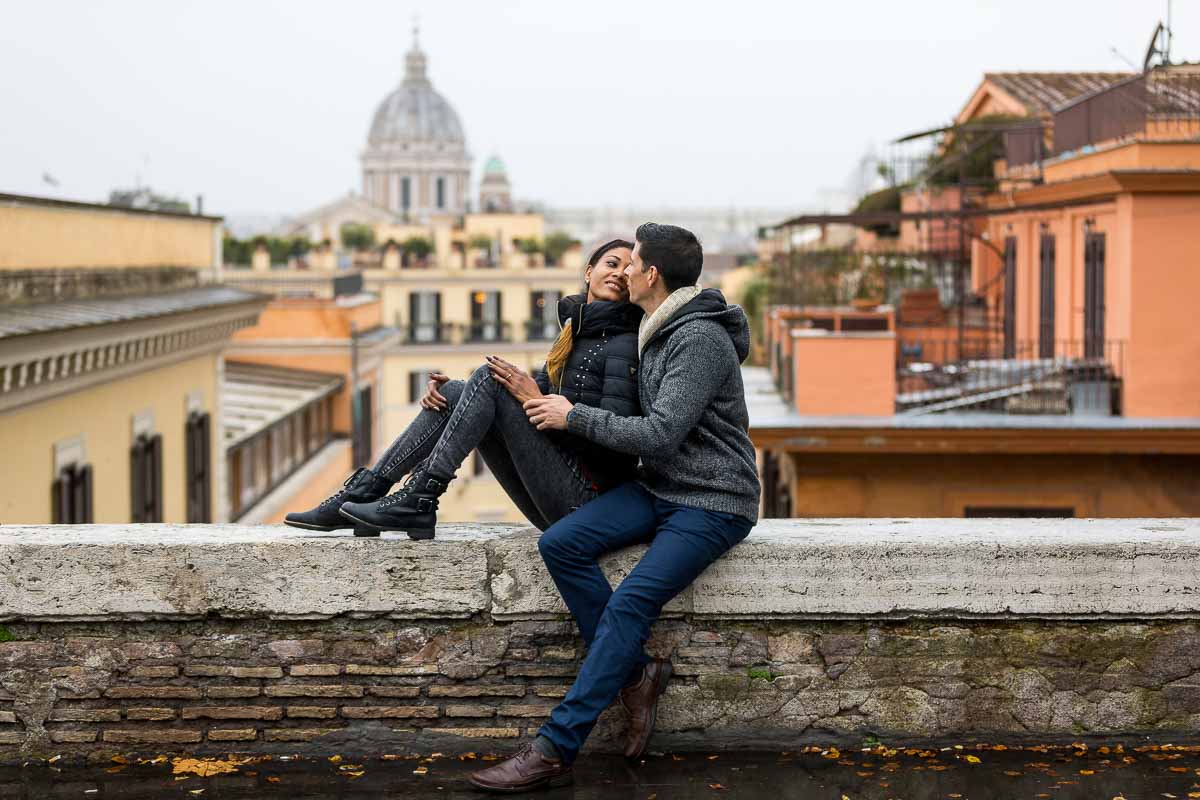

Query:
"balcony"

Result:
[[402, 322, 456, 345], [896, 338, 1125, 416], [464, 320, 512, 344], [525, 319, 560, 342]]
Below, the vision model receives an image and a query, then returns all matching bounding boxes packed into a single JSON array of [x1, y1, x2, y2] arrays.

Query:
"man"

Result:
[[468, 223, 761, 793]]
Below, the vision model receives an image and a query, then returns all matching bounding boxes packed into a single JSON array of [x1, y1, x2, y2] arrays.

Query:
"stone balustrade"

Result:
[[1, 519, 1199, 759]]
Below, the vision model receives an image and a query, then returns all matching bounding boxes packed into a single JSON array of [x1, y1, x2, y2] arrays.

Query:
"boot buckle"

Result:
[[425, 478, 442, 491], [417, 497, 433, 512]]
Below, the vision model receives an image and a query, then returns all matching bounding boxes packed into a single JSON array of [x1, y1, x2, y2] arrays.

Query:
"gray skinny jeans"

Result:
[[370, 364, 598, 531]]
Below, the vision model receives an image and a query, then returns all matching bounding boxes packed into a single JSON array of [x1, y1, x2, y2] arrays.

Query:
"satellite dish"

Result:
[[1143, 21, 1166, 71]]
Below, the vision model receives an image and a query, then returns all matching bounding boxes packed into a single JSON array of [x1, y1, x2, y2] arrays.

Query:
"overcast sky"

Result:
[[0, 1, 1193, 218]]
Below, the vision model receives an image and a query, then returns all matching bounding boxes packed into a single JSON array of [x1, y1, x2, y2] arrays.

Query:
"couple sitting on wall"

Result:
[[284, 222, 761, 793]]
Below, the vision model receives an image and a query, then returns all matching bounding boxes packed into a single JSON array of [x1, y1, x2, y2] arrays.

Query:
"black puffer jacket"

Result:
[[535, 294, 643, 490]]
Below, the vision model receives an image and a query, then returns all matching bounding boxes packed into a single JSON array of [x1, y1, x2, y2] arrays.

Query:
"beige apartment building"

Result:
[[0, 193, 268, 524]]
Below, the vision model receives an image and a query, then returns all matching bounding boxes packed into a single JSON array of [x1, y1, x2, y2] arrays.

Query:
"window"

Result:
[[1084, 231, 1106, 359], [353, 385, 374, 466], [52, 463, 93, 523], [436, 176, 446, 209], [409, 369, 442, 404], [401, 176, 411, 211], [469, 290, 504, 342], [131, 433, 163, 523], [964, 506, 1074, 518], [529, 291, 561, 341], [1002, 236, 1017, 359], [408, 292, 442, 343], [1038, 233, 1056, 359], [185, 411, 212, 523]]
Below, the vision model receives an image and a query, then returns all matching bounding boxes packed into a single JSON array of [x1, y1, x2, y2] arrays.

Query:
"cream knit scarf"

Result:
[[637, 285, 703, 356]]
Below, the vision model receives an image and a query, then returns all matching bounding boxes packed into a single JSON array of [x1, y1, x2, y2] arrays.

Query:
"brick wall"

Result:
[[4, 617, 1200, 759]]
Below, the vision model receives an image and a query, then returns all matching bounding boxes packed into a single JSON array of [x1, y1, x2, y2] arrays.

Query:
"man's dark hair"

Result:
[[634, 222, 702, 291]]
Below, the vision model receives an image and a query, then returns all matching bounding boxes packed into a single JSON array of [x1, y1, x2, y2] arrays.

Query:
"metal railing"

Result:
[[1053, 71, 1200, 155], [464, 320, 512, 344], [402, 322, 456, 345], [896, 338, 1125, 416], [525, 319, 560, 342]]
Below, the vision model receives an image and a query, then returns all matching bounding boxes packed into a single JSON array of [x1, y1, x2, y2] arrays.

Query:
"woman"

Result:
[[284, 238, 642, 540]]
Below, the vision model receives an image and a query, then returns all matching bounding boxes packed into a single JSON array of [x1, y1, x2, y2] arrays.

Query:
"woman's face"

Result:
[[585, 246, 633, 303]]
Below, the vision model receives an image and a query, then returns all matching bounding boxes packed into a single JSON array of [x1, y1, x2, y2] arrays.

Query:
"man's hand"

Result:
[[419, 371, 451, 411], [524, 395, 574, 431], [487, 355, 544, 404]]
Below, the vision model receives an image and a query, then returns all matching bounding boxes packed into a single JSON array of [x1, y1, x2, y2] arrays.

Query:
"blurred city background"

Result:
[[1, 0, 1198, 525]]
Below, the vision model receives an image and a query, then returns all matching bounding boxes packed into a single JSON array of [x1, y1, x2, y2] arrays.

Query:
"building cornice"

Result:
[[0, 299, 268, 415], [751, 423, 1200, 455]]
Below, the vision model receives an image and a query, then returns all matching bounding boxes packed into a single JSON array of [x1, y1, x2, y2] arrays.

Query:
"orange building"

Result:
[[754, 65, 1200, 519]]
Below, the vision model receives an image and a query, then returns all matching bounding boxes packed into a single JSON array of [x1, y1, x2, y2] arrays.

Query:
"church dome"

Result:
[[367, 35, 465, 148], [483, 156, 507, 176]]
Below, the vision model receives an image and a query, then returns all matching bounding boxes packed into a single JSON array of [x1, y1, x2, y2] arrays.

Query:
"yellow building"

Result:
[[0, 193, 268, 524]]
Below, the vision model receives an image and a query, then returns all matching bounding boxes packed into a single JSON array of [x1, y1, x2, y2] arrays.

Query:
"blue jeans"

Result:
[[535, 482, 754, 763]]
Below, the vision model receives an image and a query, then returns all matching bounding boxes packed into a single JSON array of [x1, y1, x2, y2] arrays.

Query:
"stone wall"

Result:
[[1, 519, 1199, 760]]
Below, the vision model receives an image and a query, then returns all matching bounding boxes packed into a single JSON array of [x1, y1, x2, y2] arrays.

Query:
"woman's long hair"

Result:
[[545, 238, 634, 390]]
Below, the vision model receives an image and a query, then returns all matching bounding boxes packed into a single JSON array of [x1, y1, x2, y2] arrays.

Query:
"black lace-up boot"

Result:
[[284, 467, 391, 535], [337, 468, 452, 541]]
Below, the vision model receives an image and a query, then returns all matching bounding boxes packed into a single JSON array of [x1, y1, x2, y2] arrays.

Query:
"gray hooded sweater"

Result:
[[566, 288, 761, 522]]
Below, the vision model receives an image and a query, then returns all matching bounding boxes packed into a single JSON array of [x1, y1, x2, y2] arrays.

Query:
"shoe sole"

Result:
[[626, 660, 673, 762], [338, 509, 435, 541], [283, 519, 377, 537], [467, 772, 573, 793]]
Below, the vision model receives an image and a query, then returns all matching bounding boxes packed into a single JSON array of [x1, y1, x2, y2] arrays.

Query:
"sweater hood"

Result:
[[557, 293, 643, 336], [651, 288, 751, 363]]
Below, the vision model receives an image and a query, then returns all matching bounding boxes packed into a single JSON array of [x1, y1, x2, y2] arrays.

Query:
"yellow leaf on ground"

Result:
[[964, 755, 981, 764], [708, 784, 726, 791], [328, 755, 342, 764], [266, 776, 281, 783], [1080, 769, 1096, 775], [171, 757, 248, 777]]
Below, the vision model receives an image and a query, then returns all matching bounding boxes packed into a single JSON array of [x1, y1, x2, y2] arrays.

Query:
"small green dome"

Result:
[[483, 155, 507, 176]]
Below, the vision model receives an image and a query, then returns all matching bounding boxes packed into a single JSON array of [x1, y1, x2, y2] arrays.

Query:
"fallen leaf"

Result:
[[266, 776, 281, 783], [1004, 770, 1023, 776], [707, 755, 720, 761], [329, 755, 343, 764], [965, 755, 981, 764], [708, 784, 726, 791], [1080, 769, 1096, 775], [172, 757, 248, 777], [344, 771, 364, 778], [111, 756, 128, 765], [413, 766, 429, 775]]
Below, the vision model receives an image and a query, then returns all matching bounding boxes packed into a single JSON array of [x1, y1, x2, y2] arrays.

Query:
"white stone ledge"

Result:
[[1, 518, 1199, 622]]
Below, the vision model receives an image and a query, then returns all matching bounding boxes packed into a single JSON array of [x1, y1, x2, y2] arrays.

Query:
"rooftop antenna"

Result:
[[1143, 3, 1173, 71], [1110, 46, 1139, 71]]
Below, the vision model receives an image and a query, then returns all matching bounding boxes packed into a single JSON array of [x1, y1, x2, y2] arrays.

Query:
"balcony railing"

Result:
[[1054, 71, 1200, 155], [402, 322, 456, 345], [525, 319, 560, 342], [896, 338, 1125, 416], [464, 320, 512, 344]]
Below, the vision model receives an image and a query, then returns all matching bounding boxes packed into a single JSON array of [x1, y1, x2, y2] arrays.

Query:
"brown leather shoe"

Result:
[[468, 743, 573, 793], [619, 658, 673, 760]]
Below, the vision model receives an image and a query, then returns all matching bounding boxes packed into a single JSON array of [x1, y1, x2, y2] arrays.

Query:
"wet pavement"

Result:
[[5, 742, 1200, 798]]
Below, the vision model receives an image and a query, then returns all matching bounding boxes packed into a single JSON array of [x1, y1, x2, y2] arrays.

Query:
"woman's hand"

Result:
[[487, 355, 544, 404], [420, 371, 451, 411], [524, 395, 574, 431]]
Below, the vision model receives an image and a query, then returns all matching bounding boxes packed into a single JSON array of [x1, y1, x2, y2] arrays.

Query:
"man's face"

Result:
[[625, 241, 653, 304]]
